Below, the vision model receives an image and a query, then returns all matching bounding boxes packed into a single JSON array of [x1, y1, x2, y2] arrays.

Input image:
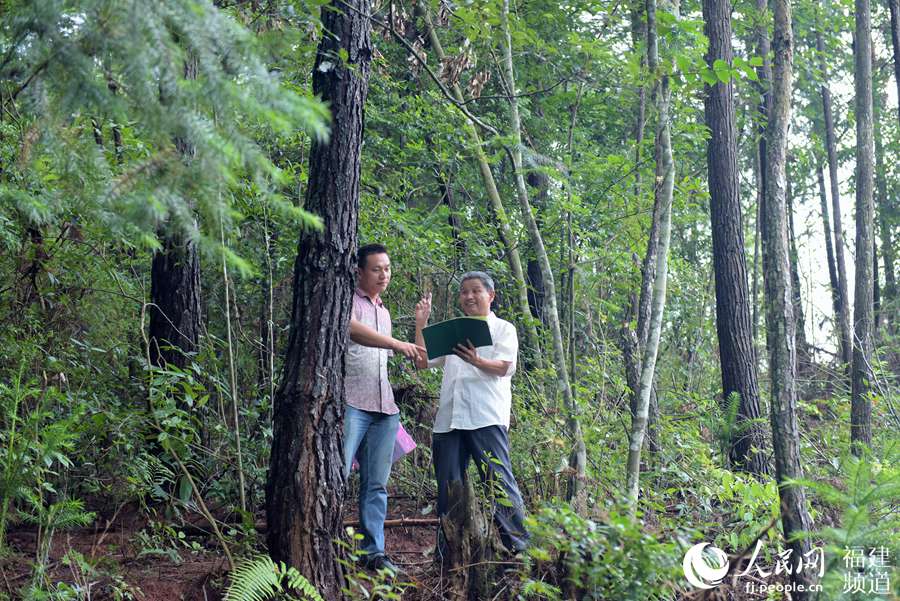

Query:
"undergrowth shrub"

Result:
[[520, 503, 679, 600]]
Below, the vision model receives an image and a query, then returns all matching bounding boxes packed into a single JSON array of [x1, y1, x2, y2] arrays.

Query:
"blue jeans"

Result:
[[343, 405, 400, 556]]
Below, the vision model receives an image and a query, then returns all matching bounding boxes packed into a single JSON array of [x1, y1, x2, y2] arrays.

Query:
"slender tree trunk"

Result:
[[851, 0, 875, 452], [631, 0, 647, 205], [265, 1, 372, 595], [416, 4, 543, 367], [627, 0, 663, 451], [526, 171, 548, 324], [621, 0, 651, 423], [787, 173, 808, 367], [753, 0, 773, 346], [818, 165, 842, 329], [816, 13, 853, 368], [874, 91, 896, 334], [752, 148, 762, 342], [889, 0, 900, 129], [499, 0, 586, 501], [626, 0, 675, 509], [762, 0, 815, 591], [702, 0, 768, 476]]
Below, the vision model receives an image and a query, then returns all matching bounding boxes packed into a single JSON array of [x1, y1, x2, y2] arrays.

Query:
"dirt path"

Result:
[[0, 491, 445, 600]]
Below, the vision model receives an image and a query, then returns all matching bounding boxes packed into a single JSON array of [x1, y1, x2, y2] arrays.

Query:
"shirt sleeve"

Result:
[[351, 294, 363, 321], [385, 307, 394, 358], [492, 321, 518, 377]]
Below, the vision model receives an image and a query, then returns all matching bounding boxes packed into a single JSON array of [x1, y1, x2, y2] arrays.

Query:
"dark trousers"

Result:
[[432, 425, 528, 552]]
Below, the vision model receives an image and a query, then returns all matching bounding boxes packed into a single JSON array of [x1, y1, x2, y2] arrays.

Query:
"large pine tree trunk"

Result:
[[148, 232, 201, 370], [625, 0, 675, 509], [851, 0, 875, 452], [499, 0, 586, 500], [816, 14, 853, 368], [265, 1, 372, 595], [762, 0, 815, 592], [149, 57, 201, 373], [702, 0, 768, 476]]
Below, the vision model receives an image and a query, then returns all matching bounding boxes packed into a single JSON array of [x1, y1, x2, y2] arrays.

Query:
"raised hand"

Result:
[[415, 292, 433, 327]]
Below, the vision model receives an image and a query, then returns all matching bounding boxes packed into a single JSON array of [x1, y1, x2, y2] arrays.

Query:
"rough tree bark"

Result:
[[851, 0, 875, 452], [816, 9, 853, 368], [702, 0, 768, 475], [149, 57, 201, 373], [762, 0, 815, 591], [264, 0, 372, 596], [148, 233, 201, 371], [626, 0, 675, 509], [500, 0, 586, 501]]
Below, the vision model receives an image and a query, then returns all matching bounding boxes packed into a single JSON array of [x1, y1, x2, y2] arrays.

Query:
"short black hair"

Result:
[[357, 243, 389, 268]]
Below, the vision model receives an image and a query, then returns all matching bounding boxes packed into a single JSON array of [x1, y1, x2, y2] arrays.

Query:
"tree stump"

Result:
[[439, 478, 505, 600]]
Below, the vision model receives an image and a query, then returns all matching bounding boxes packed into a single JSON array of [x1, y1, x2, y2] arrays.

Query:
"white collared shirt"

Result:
[[429, 312, 518, 433]]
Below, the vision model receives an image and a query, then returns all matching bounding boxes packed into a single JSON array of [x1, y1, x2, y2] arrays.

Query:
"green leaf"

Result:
[[713, 59, 732, 83], [700, 68, 719, 86]]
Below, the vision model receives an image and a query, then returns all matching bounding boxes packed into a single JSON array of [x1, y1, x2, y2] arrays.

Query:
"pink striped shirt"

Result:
[[345, 288, 398, 414]]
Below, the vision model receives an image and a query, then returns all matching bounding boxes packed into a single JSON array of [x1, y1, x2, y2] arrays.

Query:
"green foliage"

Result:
[[224, 555, 324, 601], [0, 0, 897, 597], [800, 446, 900, 599], [335, 528, 410, 600], [0, 362, 85, 551], [1, 0, 328, 250], [520, 504, 679, 600]]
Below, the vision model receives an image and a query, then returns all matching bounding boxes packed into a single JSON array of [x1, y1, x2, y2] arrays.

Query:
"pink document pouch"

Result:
[[352, 422, 417, 470]]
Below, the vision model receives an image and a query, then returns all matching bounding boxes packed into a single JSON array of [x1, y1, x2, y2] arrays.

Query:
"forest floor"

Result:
[[0, 494, 459, 600], [1, 490, 788, 601]]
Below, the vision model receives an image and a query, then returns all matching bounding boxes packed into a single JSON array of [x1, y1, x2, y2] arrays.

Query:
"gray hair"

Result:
[[460, 271, 495, 292]]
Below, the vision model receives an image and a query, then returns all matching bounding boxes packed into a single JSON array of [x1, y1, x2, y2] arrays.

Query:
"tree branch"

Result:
[[337, 0, 499, 136]]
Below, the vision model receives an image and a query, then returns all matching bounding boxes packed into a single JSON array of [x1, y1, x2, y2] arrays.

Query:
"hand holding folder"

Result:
[[421, 317, 493, 360]]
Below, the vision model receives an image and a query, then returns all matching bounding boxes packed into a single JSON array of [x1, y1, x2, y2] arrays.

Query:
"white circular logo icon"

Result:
[[683, 543, 730, 589]]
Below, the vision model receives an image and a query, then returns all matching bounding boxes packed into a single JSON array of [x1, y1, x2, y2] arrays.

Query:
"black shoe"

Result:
[[363, 553, 400, 575]]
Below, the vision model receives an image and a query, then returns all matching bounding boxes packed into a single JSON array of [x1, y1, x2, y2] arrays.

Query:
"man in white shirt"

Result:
[[414, 272, 528, 553]]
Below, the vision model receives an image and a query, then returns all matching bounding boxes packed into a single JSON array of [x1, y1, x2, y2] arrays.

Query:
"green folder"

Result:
[[421, 317, 493, 360]]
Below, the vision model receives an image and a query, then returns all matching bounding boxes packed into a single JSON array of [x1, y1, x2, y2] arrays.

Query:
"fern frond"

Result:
[[281, 564, 324, 601], [224, 556, 324, 601], [224, 555, 283, 601]]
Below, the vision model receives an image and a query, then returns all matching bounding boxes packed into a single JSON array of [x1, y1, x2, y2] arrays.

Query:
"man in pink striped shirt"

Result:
[[344, 243, 423, 574]]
